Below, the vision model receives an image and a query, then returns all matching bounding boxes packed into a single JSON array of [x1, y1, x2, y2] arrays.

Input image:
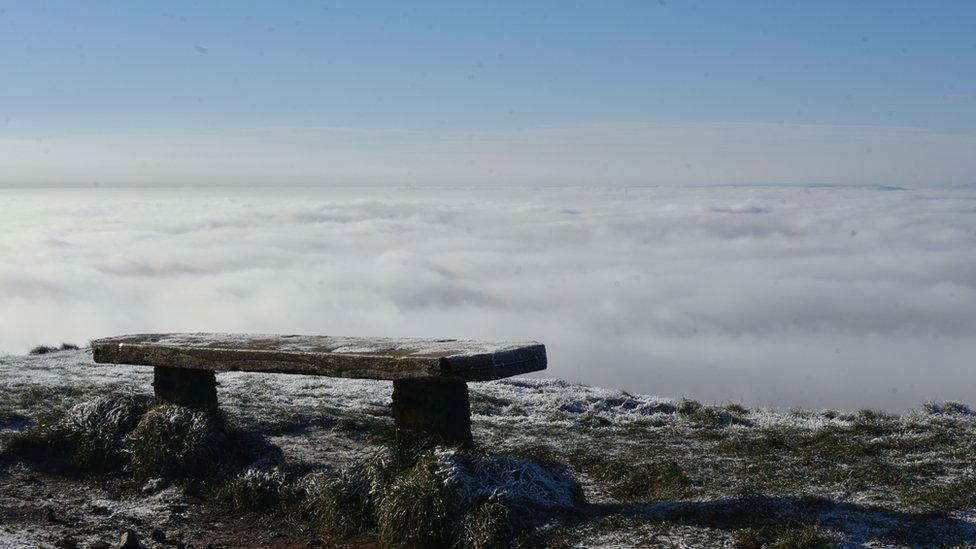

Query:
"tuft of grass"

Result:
[[333, 417, 362, 435], [690, 408, 725, 427], [62, 396, 149, 471], [469, 392, 513, 416], [208, 448, 553, 547], [849, 410, 898, 437], [372, 447, 564, 548], [29, 345, 57, 355], [677, 398, 702, 416], [724, 402, 749, 415], [734, 525, 837, 549], [733, 526, 774, 549], [923, 401, 973, 415], [713, 427, 793, 458], [608, 460, 691, 501], [507, 443, 560, 466], [377, 452, 456, 548], [2, 396, 148, 473], [16, 385, 90, 409], [2, 414, 65, 461], [209, 475, 281, 512], [125, 404, 224, 482], [461, 494, 515, 549], [898, 476, 976, 514], [287, 468, 376, 539], [208, 463, 380, 540], [29, 343, 79, 355], [4, 396, 273, 489], [771, 525, 838, 548], [570, 447, 691, 502]]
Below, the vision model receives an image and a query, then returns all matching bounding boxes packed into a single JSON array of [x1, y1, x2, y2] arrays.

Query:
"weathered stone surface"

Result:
[[391, 379, 473, 448], [92, 333, 546, 382], [152, 366, 218, 412]]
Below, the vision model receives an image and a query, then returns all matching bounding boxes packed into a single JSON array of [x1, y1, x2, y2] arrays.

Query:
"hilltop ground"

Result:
[[2, 348, 976, 548]]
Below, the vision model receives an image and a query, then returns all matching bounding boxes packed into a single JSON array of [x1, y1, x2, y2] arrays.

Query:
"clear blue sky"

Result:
[[1, 1, 974, 186]]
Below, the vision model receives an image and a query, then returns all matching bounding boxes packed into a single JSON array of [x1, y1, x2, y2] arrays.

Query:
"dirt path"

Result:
[[0, 464, 377, 549]]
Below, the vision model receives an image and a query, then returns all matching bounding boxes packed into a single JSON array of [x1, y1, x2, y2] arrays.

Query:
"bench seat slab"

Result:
[[92, 333, 546, 382]]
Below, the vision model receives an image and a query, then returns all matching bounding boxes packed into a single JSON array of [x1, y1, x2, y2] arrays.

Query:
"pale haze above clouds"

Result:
[[2, 123, 976, 187], [1, 185, 974, 411]]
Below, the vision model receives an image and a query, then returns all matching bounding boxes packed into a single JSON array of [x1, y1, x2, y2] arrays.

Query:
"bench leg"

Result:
[[153, 366, 218, 412], [391, 380, 473, 448]]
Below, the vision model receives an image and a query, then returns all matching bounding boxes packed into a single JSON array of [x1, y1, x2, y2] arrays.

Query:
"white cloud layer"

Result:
[[1, 185, 975, 410], [1, 123, 975, 186]]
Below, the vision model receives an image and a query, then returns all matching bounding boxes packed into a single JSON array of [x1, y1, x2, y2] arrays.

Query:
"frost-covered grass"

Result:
[[208, 444, 584, 547], [125, 404, 250, 483], [3, 349, 976, 547], [2, 395, 148, 472]]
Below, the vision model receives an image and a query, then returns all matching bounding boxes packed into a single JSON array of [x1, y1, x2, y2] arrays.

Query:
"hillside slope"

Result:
[[2, 349, 976, 547]]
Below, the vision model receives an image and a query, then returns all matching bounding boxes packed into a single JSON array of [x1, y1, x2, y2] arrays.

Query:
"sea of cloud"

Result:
[[1, 185, 974, 410]]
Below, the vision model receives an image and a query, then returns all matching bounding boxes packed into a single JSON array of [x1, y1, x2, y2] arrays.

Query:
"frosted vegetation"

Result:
[[3, 349, 976, 547]]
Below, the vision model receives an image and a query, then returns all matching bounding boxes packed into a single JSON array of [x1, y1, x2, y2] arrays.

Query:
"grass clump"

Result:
[[507, 443, 560, 466], [209, 462, 378, 539], [16, 385, 90, 409], [771, 525, 838, 548], [849, 409, 898, 437], [61, 396, 149, 471], [568, 446, 689, 502], [734, 524, 837, 549], [288, 467, 377, 539], [2, 414, 65, 461], [4, 396, 269, 488], [125, 404, 225, 482], [209, 469, 287, 512], [469, 392, 514, 416], [209, 447, 577, 547], [898, 476, 976, 514], [608, 460, 691, 501], [377, 453, 455, 548], [29, 343, 79, 355], [372, 448, 582, 548], [2, 396, 148, 473], [677, 398, 702, 416], [373, 451, 525, 548], [724, 402, 749, 415], [461, 494, 515, 549], [333, 417, 363, 435], [923, 401, 973, 415], [690, 408, 726, 427]]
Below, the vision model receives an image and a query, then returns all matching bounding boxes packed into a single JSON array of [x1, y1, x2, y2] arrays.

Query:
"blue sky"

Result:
[[1, 1, 974, 186]]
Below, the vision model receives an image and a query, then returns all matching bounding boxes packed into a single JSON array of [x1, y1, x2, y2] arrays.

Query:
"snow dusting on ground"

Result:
[[3, 348, 976, 547]]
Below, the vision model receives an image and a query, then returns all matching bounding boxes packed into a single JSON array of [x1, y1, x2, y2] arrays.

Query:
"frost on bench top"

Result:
[[91, 333, 546, 382]]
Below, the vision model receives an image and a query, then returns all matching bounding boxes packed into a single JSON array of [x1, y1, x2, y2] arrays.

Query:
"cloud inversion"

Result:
[[1, 185, 974, 410]]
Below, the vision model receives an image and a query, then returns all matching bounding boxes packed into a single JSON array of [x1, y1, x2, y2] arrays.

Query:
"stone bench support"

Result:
[[153, 365, 218, 412], [392, 379, 472, 447]]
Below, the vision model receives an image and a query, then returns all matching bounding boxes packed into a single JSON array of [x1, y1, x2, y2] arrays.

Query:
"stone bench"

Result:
[[91, 333, 546, 447]]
